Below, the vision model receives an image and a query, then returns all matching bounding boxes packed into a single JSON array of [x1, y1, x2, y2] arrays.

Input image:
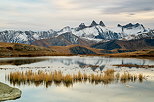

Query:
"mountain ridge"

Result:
[[0, 21, 153, 47]]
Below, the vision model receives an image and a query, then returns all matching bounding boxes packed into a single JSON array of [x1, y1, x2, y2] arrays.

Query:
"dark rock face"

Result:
[[99, 21, 105, 27], [90, 20, 98, 27], [144, 39, 154, 46], [92, 38, 154, 50], [123, 23, 134, 28], [120, 23, 145, 29], [32, 32, 95, 47], [117, 24, 122, 27], [77, 23, 87, 31], [91, 40, 122, 50], [70, 46, 96, 54], [95, 31, 122, 40], [0, 82, 21, 101]]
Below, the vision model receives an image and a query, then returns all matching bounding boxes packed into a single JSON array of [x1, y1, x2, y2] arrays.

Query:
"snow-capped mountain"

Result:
[[56, 21, 151, 41], [57, 21, 123, 41], [32, 32, 96, 47], [0, 21, 153, 45], [114, 23, 150, 40], [0, 29, 57, 44]]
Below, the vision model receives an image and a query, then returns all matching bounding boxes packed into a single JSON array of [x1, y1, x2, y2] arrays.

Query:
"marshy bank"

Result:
[[113, 64, 154, 68], [6, 69, 145, 88]]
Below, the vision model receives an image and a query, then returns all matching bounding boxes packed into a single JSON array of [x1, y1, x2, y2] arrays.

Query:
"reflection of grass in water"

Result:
[[120, 72, 138, 83], [6, 69, 144, 88]]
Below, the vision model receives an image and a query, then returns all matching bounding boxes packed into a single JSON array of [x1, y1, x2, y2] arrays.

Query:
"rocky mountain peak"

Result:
[[122, 23, 144, 29], [77, 23, 87, 31], [79, 23, 86, 28], [0, 21, 152, 46], [90, 20, 98, 27], [99, 21, 105, 27], [62, 26, 71, 30], [123, 23, 133, 28], [117, 24, 122, 27], [59, 26, 72, 33], [48, 29, 55, 32]]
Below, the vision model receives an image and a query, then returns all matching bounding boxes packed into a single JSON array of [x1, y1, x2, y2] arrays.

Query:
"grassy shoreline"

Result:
[[113, 64, 154, 68], [0, 53, 154, 60]]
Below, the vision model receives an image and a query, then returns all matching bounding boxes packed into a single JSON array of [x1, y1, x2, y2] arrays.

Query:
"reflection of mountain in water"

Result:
[[0, 58, 47, 66], [46, 57, 150, 71], [121, 59, 146, 65], [77, 62, 105, 71], [0, 57, 152, 71]]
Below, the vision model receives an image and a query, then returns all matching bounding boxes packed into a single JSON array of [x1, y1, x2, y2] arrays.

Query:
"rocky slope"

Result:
[[0, 42, 102, 57], [0, 42, 56, 57], [32, 32, 96, 47], [91, 38, 154, 50]]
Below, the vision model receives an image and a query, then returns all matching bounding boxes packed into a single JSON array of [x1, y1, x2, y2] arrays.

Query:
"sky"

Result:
[[0, 0, 154, 31]]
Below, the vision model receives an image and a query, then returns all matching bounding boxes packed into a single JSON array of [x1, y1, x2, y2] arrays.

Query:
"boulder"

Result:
[[0, 82, 21, 101]]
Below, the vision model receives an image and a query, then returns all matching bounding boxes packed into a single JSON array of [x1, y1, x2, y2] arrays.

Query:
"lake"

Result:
[[0, 56, 154, 102]]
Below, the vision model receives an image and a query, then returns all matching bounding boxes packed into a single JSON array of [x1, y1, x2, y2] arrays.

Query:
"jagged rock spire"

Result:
[[99, 21, 105, 27], [76, 23, 87, 31], [117, 24, 122, 27], [79, 23, 86, 29], [90, 20, 98, 27]]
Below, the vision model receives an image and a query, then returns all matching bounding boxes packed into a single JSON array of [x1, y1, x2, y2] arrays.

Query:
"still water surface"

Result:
[[0, 56, 154, 102]]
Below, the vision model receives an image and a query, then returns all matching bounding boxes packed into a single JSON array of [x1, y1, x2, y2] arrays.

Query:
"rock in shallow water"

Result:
[[0, 82, 21, 101]]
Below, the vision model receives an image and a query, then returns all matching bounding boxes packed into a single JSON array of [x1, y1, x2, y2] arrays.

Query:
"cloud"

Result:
[[0, 0, 154, 30], [64, 0, 154, 14], [103, 0, 154, 14]]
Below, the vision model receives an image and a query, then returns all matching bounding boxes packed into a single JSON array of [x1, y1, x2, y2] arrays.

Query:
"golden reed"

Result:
[[6, 69, 144, 88]]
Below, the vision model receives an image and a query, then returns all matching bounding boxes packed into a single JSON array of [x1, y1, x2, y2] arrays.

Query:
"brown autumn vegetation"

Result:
[[0, 42, 75, 57], [0, 42, 101, 57], [113, 64, 154, 68], [6, 69, 144, 88], [103, 49, 154, 59], [49, 44, 102, 54], [0, 42, 154, 59]]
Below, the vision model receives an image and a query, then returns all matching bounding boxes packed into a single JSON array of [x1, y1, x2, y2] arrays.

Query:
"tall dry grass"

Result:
[[7, 69, 144, 87]]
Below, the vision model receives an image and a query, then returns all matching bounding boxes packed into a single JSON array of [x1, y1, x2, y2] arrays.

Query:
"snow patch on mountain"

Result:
[[57, 21, 123, 41], [0, 21, 153, 45], [0, 30, 57, 44]]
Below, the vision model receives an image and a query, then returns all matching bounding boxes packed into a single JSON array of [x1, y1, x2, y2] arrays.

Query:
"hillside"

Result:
[[104, 49, 154, 58], [49, 45, 102, 55], [32, 32, 96, 47], [91, 38, 154, 50], [0, 41, 154, 58], [0, 42, 56, 57], [0, 43, 102, 57]]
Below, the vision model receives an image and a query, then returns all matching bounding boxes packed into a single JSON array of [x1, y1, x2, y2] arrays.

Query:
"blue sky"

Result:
[[0, 0, 154, 30]]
